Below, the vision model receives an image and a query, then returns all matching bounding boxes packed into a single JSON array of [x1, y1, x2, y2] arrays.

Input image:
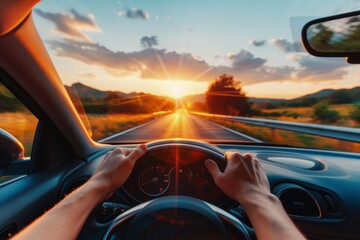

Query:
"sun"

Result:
[[167, 80, 187, 99]]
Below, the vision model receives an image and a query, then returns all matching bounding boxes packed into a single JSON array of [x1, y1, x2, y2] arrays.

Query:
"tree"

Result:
[[312, 103, 340, 123], [327, 90, 353, 104], [206, 74, 248, 115], [349, 104, 360, 123]]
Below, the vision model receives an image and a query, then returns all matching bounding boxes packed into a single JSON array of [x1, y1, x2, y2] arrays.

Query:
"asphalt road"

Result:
[[102, 110, 259, 143]]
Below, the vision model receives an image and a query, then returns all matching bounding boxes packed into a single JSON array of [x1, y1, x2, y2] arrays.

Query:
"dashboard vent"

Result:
[[274, 183, 321, 218]]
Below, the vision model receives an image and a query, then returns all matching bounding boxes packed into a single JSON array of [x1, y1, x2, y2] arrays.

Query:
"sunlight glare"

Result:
[[168, 80, 187, 99]]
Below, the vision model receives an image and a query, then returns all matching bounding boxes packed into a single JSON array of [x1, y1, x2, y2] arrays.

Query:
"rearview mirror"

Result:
[[302, 10, 360, 63], [0, 129, 24, 167]]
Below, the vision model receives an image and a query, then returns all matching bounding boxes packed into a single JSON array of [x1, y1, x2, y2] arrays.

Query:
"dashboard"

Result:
[[59, 140, 360, 240]]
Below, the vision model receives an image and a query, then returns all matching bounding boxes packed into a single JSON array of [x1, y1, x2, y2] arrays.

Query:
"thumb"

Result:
[[205, 159, 222, 183]]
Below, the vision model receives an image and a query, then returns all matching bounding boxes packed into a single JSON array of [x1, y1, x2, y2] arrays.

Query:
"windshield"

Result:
[[34, 0, 360, 152]]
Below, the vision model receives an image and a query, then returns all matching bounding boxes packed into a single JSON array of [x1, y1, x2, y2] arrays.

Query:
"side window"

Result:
[[0, 82, 38, 184]]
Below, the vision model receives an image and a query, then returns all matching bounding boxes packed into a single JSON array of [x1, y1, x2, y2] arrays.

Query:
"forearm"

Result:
[[13, 181, 105, 240], [240, 192, 306, 240]]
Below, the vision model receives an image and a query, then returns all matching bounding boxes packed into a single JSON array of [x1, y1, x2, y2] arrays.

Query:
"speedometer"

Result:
[[138, 164, 170, 196]]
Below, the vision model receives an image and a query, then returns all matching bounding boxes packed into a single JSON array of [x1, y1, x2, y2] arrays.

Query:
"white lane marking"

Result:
[[98, 118, 158, 142], [206, 120, 262, 143]]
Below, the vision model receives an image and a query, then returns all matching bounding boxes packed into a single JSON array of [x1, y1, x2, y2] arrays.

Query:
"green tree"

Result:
[[349, 104, 360, 123], [309, 18, 360, 53], [327, 90, 353, 104], [312, 103, 340, 123], [206, 74, 248, 116]]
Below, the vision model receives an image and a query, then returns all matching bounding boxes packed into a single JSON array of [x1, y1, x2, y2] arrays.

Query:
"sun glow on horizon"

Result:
[[165, 80, 206, 99]]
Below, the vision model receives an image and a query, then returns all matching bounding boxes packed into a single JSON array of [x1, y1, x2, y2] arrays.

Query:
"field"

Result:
[[0, 112, 159, 157], [209, 118, 360, 153], [0, 112, 38, 156], [87, 113, 157, 140], [262, 104, 359, 127]]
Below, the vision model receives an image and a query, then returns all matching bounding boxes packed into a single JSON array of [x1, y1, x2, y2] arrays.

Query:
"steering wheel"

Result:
[[79, 140, 252, 240]]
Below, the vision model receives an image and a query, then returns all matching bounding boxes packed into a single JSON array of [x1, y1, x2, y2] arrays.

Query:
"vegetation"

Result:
[[206, 74, 249, 116], [312, 103, 340, 123], [308, 17, 360, 53], [0, 112, 38, 156], [350, 104, 360, 123], [0, 82, 172, 156], [208, 118, 360, 153], [66, 83, 176, 114], [88, 113, 156, 140], [0, 84, 26, 112]]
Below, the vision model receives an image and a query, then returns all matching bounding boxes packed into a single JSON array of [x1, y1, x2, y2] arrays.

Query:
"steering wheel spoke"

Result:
[[103, 196, 251, 240]]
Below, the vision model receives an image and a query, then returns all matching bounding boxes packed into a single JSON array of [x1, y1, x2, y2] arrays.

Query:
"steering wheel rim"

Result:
[[79, 140, 251, 240], [103, 196, 251, 240]]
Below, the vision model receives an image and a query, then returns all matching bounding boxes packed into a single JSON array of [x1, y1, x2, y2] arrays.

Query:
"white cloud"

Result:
[[34, 9, 100, 43], [228, 50, 267, 70], [291, 54, 348, 81], [271, 38, 295, 53]]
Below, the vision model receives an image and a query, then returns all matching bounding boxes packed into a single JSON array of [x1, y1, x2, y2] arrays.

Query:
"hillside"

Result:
[[0, 84, 26, 112], [292, 89, 335, 101], [65, 82, 175, 114]]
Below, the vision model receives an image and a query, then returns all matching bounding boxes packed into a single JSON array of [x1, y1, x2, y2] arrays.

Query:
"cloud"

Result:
[[249, 39, 266, 47], [46, 38, 295, 85], [118, 8, 149, 20], [77, 73, 96, 79], [289, 54, 348, 81], [140, 36, 158, 49], [271, 38, 295, 53], [34, 9, 100, 42], [46, 39, 213, 80], [46, 29, 347, 86], [228, 50, 267, 70]]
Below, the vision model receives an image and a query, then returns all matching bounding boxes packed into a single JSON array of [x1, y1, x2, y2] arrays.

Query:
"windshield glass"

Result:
[[34, 0, 360, 152]]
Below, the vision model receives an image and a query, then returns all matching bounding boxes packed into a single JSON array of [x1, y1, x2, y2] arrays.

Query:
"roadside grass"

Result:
[[0, 112, 160, 156], [0, 112, 38, 156], [261, 104, 358, 127], [209, 118, 360, 153], [263, 104, 353, 116], [86, 113, 157, 140]]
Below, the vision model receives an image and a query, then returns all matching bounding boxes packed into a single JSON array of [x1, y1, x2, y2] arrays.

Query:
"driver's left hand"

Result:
[[89, 145, 147, 199]]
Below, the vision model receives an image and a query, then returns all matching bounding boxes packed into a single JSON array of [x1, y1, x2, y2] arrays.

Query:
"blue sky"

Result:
[[33, 0, 360, 99]]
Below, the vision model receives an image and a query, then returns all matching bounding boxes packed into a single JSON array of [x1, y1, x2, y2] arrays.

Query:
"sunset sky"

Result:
[[33, 0, 360, 99]]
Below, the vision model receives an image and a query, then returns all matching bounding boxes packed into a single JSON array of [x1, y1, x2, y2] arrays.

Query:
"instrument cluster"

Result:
[[122, 146, 230, 206]]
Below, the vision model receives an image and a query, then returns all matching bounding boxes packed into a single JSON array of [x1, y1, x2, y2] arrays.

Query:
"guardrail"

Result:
[[191, 111, 360, 143]]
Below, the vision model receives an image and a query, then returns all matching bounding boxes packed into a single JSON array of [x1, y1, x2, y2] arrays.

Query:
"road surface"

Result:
[[102, 110, 259, 143]]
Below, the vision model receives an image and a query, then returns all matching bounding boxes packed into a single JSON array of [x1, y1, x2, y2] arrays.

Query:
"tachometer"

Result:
[[138, 164, 170, 196], [191, 165, 223, 201]]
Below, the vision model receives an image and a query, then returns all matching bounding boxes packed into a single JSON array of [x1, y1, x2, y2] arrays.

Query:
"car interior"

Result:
[[0, 0, 360, 239]]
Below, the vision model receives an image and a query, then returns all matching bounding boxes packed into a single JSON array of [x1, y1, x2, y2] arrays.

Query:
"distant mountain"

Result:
[[249, 97, 286, 104], [64, 82, 175, 114], [65, 82, 134, 100], [292, 89, 335, 101], [66, 83, 108, 100]]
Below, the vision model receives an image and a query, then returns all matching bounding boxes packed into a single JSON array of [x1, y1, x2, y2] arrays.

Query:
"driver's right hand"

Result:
[[205, 152, 271, 206]]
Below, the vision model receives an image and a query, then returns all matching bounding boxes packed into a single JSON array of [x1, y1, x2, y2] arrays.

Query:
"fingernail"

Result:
[[138, 144, 147, 152], [205, 159, 212, 167]]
